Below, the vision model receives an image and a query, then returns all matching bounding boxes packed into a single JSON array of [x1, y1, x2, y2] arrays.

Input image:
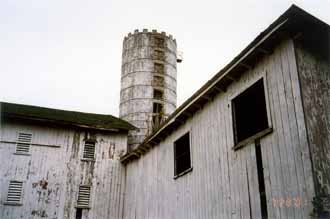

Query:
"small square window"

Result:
[[152, 102, 163, 128], [153, 89, 163, 100], [153, 102, 163, 114], [232, 78, 269, 145], [154, 63, 164, 74], [153, 50, 165, 60], [174, 132, 192, 177], [154, 37, 165, 48], [6, 181, 23, 205], [153, 75, 164, 87], [83, 141, 95, 160]]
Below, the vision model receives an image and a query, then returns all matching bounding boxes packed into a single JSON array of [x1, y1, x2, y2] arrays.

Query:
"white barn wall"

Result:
[[0, 121, 127, 219], [123, 38, 315, 219]]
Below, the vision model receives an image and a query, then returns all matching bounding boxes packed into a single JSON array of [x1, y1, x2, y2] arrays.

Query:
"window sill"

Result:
[[3, 202, 23, 206], [13, 152, 31, 156], [81, 158, 95, 162], [233, 127, 273, 150], [174, 167, 193, 180]]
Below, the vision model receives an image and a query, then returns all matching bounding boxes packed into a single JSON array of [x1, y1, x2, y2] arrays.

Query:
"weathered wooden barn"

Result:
[[0, 4, 329, 219], [120, 5, 330, 219], [0, 102, 134, 218]]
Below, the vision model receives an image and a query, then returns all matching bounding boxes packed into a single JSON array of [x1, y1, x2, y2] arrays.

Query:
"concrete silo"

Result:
[[119, 29, 178, 150]]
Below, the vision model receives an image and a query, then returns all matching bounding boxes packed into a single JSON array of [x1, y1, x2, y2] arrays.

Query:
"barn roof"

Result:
[[120, 4, 330, 163], [1, 102, 136, 132]]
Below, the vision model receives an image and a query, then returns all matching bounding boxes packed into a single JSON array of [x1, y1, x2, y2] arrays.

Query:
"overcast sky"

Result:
[[1, 0, 329, 116]]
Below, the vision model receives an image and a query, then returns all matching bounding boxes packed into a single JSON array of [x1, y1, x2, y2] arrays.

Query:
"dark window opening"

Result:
[[153, 50, 165, 60], [174, 132, 191, 176], [154, 37, 165, 48], [232, 79, 268, 144], [154, 63, 164, 74], [256, 140, 268, 218], [152, 102, 163, 128], [153, 89, 163, 100], [153, 75, 164, 87], [75, 208, 82, 219], [153, 102, 163, 114]]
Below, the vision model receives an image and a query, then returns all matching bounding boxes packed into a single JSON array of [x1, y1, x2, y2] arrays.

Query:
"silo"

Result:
[[119, 29, 178, 150]]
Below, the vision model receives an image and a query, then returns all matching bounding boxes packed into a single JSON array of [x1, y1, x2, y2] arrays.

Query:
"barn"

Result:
[[120, 5, 330, 219], [0, 4, 329, 219]]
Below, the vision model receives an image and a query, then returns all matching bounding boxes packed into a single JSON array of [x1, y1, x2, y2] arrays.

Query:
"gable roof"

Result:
[[1, 102, 136, 132], [120, 4, 330, 163]]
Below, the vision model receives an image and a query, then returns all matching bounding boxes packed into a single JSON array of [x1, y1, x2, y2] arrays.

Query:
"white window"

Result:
[[6, 181, 23, 205], [77, 185, 91, 208], [16, 133, 32, 154]]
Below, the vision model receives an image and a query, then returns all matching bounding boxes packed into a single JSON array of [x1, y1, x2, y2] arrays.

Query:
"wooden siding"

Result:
[[123, 38, 315, 219], [0, 120, 127, 219], [295, 40, 330, 213]]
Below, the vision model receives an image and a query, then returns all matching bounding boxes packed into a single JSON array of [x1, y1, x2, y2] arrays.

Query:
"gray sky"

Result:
[[1, 0, 329, 116]]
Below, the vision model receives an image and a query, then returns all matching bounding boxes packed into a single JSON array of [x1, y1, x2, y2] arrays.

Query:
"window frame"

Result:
[[230, 75, 273, 150], [173, 132, 193, 179]]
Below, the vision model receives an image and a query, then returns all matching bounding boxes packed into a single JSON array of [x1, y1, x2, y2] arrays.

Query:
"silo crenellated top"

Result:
[[122, 29, 177, 53], [124, 29, 176, 43]]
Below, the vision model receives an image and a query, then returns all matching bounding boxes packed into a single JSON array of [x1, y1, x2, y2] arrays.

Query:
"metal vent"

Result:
[[7, 181, 23, 204], [16, 133, 32, 153], [83, 141, 95, 159], [77, 185, 91, 208]]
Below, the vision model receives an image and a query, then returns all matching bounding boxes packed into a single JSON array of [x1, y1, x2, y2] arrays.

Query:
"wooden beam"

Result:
[[136, 148, 144, 154], [190, 103, 202, 110], [201, 94, 211, 100], [293, 32, 303, 40], [131, 152, 140, 158], [144, 143, 151, 149], [150, 140, 158, 145], [183, 111, 193, 117], [175, 118, 185, 125], [225, 74, 237, 81], [238, 62, 252, 70], [256, 47, 271, 54], [213, 85, 224, 93]]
